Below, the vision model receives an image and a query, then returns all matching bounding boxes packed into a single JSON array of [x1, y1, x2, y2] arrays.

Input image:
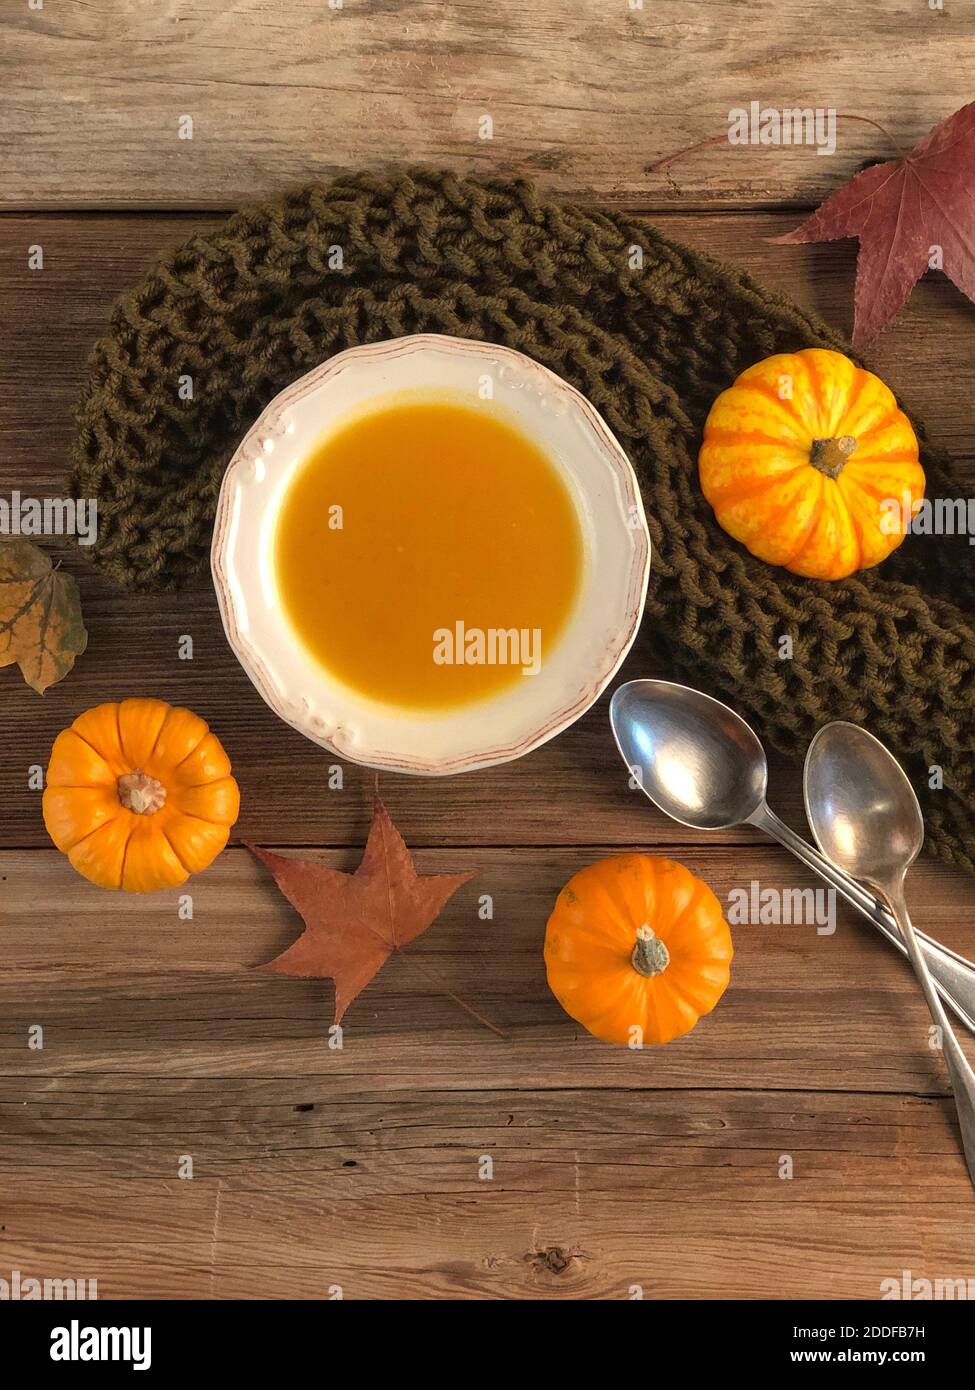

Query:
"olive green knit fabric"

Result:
[[70, 170, 975, 872]]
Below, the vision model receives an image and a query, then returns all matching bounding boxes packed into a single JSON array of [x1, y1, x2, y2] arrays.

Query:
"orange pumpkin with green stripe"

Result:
[[699, 349, 924, 580]]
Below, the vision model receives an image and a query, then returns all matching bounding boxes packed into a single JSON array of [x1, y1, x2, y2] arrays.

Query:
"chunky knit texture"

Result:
[[70, 170, 975, 872]]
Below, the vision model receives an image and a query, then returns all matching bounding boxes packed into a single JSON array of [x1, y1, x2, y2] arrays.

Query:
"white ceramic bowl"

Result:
[[211, 334, 651, 775]]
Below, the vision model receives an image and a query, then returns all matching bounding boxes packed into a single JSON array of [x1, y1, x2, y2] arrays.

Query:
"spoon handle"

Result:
[[754, 806, 975, 1034], [885, 886, 975, 1191]]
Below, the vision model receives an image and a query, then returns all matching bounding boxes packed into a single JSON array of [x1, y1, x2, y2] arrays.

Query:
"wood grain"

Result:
[[2, 1, 973, 211], [3, 1088, 974, 1298], [6, 1167, 973, 1299], [3, 845, 975, 1297], [2, 847, 973, 1093], [4, 1083, 966, 1197]]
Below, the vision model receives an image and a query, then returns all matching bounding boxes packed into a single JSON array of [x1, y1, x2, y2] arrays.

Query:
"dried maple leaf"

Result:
[[248, 793, 503, 1035], [0, 539, 88, 694], [772, 102, 975, 345]]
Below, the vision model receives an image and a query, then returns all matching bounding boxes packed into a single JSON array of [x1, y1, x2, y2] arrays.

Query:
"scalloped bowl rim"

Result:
[[211, 334, 651, 776]]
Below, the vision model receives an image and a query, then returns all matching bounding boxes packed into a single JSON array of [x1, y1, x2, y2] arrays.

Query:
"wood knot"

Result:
[[529, 1245, 575, 1276]]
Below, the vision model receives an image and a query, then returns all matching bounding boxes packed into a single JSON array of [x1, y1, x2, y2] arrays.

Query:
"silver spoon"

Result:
[[608, 679, 975, 1032], [805, 721, 975, 1187]]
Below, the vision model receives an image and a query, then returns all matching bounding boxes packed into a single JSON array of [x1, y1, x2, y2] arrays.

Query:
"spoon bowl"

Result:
[[609, 679, 767, 830], [804, 721, 924, 887]]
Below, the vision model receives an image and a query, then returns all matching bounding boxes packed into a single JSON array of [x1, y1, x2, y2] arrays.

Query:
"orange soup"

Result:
[[274, 397, 583, 709]]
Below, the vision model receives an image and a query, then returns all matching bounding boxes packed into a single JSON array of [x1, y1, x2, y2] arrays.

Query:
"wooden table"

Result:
[[2, 1, 974, 1300]]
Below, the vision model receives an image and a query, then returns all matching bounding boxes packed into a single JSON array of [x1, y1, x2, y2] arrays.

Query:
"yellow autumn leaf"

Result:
[[0, 539, 88, 694]]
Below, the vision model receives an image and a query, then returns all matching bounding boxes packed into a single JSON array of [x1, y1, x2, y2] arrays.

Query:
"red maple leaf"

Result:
[[772, 102, 975, 346], [248, 793, 503, 1035]]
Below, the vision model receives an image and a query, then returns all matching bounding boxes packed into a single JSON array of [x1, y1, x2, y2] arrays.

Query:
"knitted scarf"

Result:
[[70, 170, 975, 873]]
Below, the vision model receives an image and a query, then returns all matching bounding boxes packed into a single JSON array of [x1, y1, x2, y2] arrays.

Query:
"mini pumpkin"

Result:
[[43, 698, 240, 893], [544, 854, 733, 1046], [699, 348, 925, 580]]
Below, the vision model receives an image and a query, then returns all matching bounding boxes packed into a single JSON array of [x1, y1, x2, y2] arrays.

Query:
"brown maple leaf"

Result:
[[0, 539, 87, 693], [772, 102, 975, 345], [248, 793, 503, 1035]]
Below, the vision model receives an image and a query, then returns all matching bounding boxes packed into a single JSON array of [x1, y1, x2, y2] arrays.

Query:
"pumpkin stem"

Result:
[[117, 770, 167, 816], [810, 434, 857, 480], [631, 924, 670, 978]]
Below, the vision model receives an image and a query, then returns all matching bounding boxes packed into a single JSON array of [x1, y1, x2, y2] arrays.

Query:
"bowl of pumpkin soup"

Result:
[[211, 334, 650, 774]]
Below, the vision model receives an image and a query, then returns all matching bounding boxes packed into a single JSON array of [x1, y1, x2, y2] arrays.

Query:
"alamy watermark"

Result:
[[727, 881, 836, 935], [432, 621, 542, 677], [0, 1267, 97, 1299], [728, 103, 837, 157], [881, 1269, 975, 1300], [0, 492, 98, 546], [51, 1319, 151, 1371], [882, 493, 975, 545]]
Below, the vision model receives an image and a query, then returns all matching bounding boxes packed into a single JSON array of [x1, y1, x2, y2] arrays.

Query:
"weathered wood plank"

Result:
[[204, 1194, 975, 1299], [0, 1087, 966, 1199], [206, 1202, 975, 1299], [2, 1, 972, 211], [1, 211, 972, 850], [2, 847, 973, 1093], [3, 1084, 974, 1298], [0, 1179, 220, 1299], [3, 1168, 972, 1298]]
